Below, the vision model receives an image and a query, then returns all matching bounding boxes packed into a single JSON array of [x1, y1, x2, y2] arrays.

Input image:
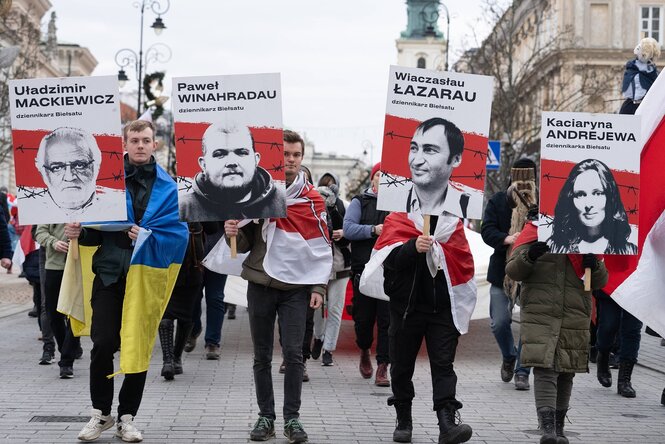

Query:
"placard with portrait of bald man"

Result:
[[8, 75, 126, 225], [377, 66, 494, 219], [172, 73, 286, 222]]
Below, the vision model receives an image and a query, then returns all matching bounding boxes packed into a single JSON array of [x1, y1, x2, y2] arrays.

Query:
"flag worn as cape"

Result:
[[11, 225, 37, 273], [613, 72, 665, 338], [359, 212, 477, 334], [262, 171, 332, 286], [58, 163, 188, 375]]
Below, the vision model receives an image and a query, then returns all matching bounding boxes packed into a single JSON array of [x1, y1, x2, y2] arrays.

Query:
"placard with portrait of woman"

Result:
[[538, 112, 641, 255]]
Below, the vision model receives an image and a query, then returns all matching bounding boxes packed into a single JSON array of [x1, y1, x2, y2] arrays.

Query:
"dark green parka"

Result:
[[505, 243, 609, 373]]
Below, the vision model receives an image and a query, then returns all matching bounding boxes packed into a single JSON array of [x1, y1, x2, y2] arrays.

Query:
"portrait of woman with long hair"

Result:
[[547, 159, 637, 255]]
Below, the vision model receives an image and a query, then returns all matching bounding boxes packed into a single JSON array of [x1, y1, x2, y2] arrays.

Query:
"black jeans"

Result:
[[89, 276, 147, 417], [596, 292, 642, 363], [389, 308, 461, 411], [38, 249, 55, 354], [44, 269, 81, 368], [352, 274, 390, 364], [247, 283, 309, 421]]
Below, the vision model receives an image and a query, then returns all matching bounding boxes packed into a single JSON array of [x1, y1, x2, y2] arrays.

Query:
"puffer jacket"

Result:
[[505, 243, 608, 373]]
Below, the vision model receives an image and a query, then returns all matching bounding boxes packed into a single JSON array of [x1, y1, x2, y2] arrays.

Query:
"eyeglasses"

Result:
[[43, 160, 94, 175]]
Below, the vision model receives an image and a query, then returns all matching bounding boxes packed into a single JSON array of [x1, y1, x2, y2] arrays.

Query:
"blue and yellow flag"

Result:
[[58, 164, 188, 376]]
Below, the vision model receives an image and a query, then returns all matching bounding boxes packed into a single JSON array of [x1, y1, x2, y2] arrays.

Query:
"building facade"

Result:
[[0, 0, 97, 190], [454, 0, 664, 191]]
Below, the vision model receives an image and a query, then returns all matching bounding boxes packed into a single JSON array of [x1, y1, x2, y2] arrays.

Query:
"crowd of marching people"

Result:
[[3, 118, 664, 444]]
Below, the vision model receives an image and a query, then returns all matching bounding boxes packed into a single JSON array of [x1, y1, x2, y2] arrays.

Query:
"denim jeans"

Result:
[[192, 269, 228, 347], [247, 283, 309, 421], [313, 277, 348, 352], [489, 285, 530, 375], [596, 293, 642, 363]]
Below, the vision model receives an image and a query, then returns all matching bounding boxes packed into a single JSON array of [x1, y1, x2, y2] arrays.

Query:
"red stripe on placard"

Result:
[[174, 122, 285, 181], [12, 129, 124, 190], [381, 114, 487, 191], [539, 159, 639, 226]]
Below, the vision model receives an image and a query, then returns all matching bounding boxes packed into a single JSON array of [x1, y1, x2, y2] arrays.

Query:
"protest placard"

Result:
[[377, 66, 494, 220], [9, 75, 126, 225], [172, 73, 286, 222], [539, 111, 641, 255]]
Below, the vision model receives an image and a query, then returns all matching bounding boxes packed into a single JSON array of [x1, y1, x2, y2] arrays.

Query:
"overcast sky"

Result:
[[49, 1, 490, 161]]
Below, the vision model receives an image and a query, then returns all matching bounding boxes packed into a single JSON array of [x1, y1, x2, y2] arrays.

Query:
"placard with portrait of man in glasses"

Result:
[[9, 76, 126, 224]]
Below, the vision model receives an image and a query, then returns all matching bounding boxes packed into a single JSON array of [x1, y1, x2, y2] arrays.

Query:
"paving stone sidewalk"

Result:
[[0, 276, 663, 443]]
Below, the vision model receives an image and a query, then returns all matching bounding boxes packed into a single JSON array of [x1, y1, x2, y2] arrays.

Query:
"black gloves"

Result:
[[527, 241, 550, 261], [582, 253, 598, 270]]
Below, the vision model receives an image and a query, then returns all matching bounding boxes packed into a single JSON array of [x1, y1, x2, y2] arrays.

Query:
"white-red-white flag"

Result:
[[612, 73, 665, 338]]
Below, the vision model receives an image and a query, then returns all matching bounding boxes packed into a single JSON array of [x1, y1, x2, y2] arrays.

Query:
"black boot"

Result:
[[159, 319, 175, 380], [554, 409, 569, 444], [661, 388, 665, 406], [596, 351, 612, 387], [536, 407, 557, 444], [436, 406, 472, 444], [173, 321, 192, 375], [387, 398, 412, 443], [617, 360, 636, 398]]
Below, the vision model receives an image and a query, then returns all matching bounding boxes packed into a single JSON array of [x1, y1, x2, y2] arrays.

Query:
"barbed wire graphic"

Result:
[[177, 176, 193, 192], [380, 171, 411, 188], [98, 170, 124, 182]]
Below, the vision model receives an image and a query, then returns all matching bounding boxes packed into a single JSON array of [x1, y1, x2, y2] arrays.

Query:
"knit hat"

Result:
[[370, 162, 381, 180], [512, 157, 536, 171]]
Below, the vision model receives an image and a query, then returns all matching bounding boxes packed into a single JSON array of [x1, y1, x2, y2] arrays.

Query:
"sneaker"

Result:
[[205, 344, 220, 360], [39, 350, 55, 365], [75, 346, 84, 360], [77, 408, 114, 441], [501, 358, 516, 382], [28, 306, 38, 318], [321, 350, 334, 366], [283, 418, 308, 443], [184, 331, 200, 353], [311, 338, 323, 360], [250, 416, 275, 441], [609, 352, 620, 369], [279, 360, 286, 374], [514, 373, 530, 390], [115, 414, 143, 442], [227, 304, 237, 320], [59, 366, 74, 379], [302, 361, 310, 382]]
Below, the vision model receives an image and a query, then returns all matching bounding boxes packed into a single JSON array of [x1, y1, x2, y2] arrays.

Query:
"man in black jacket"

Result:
[[481, 158, 536, 390]]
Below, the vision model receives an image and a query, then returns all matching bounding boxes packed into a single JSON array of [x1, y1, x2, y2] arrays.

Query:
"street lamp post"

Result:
[[114, 0, 171, 119], [422, 1, 450, 72]]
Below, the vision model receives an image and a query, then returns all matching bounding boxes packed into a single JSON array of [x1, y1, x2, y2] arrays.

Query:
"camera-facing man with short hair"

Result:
[[406, 117, 471, 217], [179, 123, 286, 221]]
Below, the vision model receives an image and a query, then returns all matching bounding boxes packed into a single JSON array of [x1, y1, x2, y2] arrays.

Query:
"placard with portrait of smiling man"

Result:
[[377, 66, 494, 219], [173, 73, 286, 222], [8, 75, 126, 225]]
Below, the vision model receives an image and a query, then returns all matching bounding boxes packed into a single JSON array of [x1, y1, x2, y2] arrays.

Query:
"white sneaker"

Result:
[[77, 408, 114, 441], [115, 414, 143, 442]]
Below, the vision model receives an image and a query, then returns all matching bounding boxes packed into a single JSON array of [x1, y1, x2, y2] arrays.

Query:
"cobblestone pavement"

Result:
[[0, 275, 663, 443]]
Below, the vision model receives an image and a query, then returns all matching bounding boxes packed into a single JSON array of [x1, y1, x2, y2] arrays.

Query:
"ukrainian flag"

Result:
[[58, 164, 188, 376]]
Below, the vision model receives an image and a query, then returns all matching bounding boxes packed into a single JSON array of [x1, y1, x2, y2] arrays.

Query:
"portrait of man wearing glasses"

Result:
[[28, 127, 125, 222]]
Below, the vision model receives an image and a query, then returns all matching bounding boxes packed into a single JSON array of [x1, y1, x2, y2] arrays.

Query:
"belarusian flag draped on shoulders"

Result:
[[612, 72, 665, 338], [359, 211, 477, 334]]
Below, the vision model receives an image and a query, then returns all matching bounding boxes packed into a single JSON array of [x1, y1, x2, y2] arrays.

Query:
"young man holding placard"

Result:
[[67, 120, 188, 443], [224, 130, 331, 444]]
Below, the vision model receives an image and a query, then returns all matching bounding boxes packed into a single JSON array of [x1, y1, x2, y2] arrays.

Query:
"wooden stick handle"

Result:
[[584, 267, 591, 292], [70, 239, 79, 260], [230, 235, 237, 259], [423, 215, 431, 235]]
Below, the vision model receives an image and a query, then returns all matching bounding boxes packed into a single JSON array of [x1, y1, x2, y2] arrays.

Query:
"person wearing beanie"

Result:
[[343, 163, 391, 387], [481, 158, 537, 391]]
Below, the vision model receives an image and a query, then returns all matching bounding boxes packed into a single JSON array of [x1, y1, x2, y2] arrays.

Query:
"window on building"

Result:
[[417, 57, 426, 68], [640, 6, 662, 42]]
